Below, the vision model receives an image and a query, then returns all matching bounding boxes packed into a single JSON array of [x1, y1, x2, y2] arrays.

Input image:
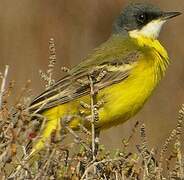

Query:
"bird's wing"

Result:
[[29, 36, 141, 112]]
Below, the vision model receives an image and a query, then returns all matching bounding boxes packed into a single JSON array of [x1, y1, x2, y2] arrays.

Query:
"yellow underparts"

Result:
[[32, 35, 169, 154]]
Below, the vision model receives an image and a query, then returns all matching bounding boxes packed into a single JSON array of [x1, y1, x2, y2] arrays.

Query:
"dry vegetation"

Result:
[[0, 39, 183, 180]]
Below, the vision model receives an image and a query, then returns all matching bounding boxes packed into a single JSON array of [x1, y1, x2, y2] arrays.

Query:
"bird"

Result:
[[27, 3, 181, 156]]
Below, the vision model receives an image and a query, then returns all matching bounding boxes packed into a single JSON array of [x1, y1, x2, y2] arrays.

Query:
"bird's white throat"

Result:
[[129, 19, 166, 39]]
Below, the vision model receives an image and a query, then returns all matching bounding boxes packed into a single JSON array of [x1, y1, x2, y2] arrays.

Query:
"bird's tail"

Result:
[[9, 111, 61, 178], [27, 110, 62, 158]]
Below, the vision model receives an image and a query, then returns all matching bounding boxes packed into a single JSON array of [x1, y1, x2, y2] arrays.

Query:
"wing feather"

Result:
[[29, 36, 141, 112]]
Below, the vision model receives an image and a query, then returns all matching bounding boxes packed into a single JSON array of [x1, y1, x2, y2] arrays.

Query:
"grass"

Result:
[[0, 38, 183, 180]]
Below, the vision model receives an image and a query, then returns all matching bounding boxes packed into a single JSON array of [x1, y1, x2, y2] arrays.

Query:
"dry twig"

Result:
[[0, 65, 9, 109]]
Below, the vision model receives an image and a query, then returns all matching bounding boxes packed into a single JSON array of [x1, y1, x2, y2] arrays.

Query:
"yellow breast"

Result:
[[97, 36, 169, 129]]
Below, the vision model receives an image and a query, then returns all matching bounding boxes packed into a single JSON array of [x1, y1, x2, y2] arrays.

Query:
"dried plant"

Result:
[[39, 38, 56, 89]]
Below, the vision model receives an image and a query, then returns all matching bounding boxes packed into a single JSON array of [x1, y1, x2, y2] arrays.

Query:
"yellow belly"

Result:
[[43, 58, 159, 132]]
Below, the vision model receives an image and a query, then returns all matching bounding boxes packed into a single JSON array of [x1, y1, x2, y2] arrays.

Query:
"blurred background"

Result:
[[0, 0, 183, 150]]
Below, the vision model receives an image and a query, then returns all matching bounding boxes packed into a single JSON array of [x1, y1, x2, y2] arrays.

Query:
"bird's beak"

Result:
[[161, 12, 182, 20]]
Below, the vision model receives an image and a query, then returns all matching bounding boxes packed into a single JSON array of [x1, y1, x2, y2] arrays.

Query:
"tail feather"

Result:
[[28, 116, 60, 157]]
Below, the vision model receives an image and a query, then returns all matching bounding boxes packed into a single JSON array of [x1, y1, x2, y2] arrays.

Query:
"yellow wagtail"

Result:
[[28, 3, 181, 155]]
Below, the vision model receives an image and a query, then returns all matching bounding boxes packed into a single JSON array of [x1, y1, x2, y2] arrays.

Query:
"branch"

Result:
[[0, 65, 9, 109], [88, 75, 98, 160]]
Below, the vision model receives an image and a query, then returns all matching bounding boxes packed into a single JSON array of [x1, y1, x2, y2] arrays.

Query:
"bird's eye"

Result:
[[137, 13, 147, 23]]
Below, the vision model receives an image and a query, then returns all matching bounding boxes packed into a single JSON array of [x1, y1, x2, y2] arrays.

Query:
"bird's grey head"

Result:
[[113, 3, 181, 39]]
